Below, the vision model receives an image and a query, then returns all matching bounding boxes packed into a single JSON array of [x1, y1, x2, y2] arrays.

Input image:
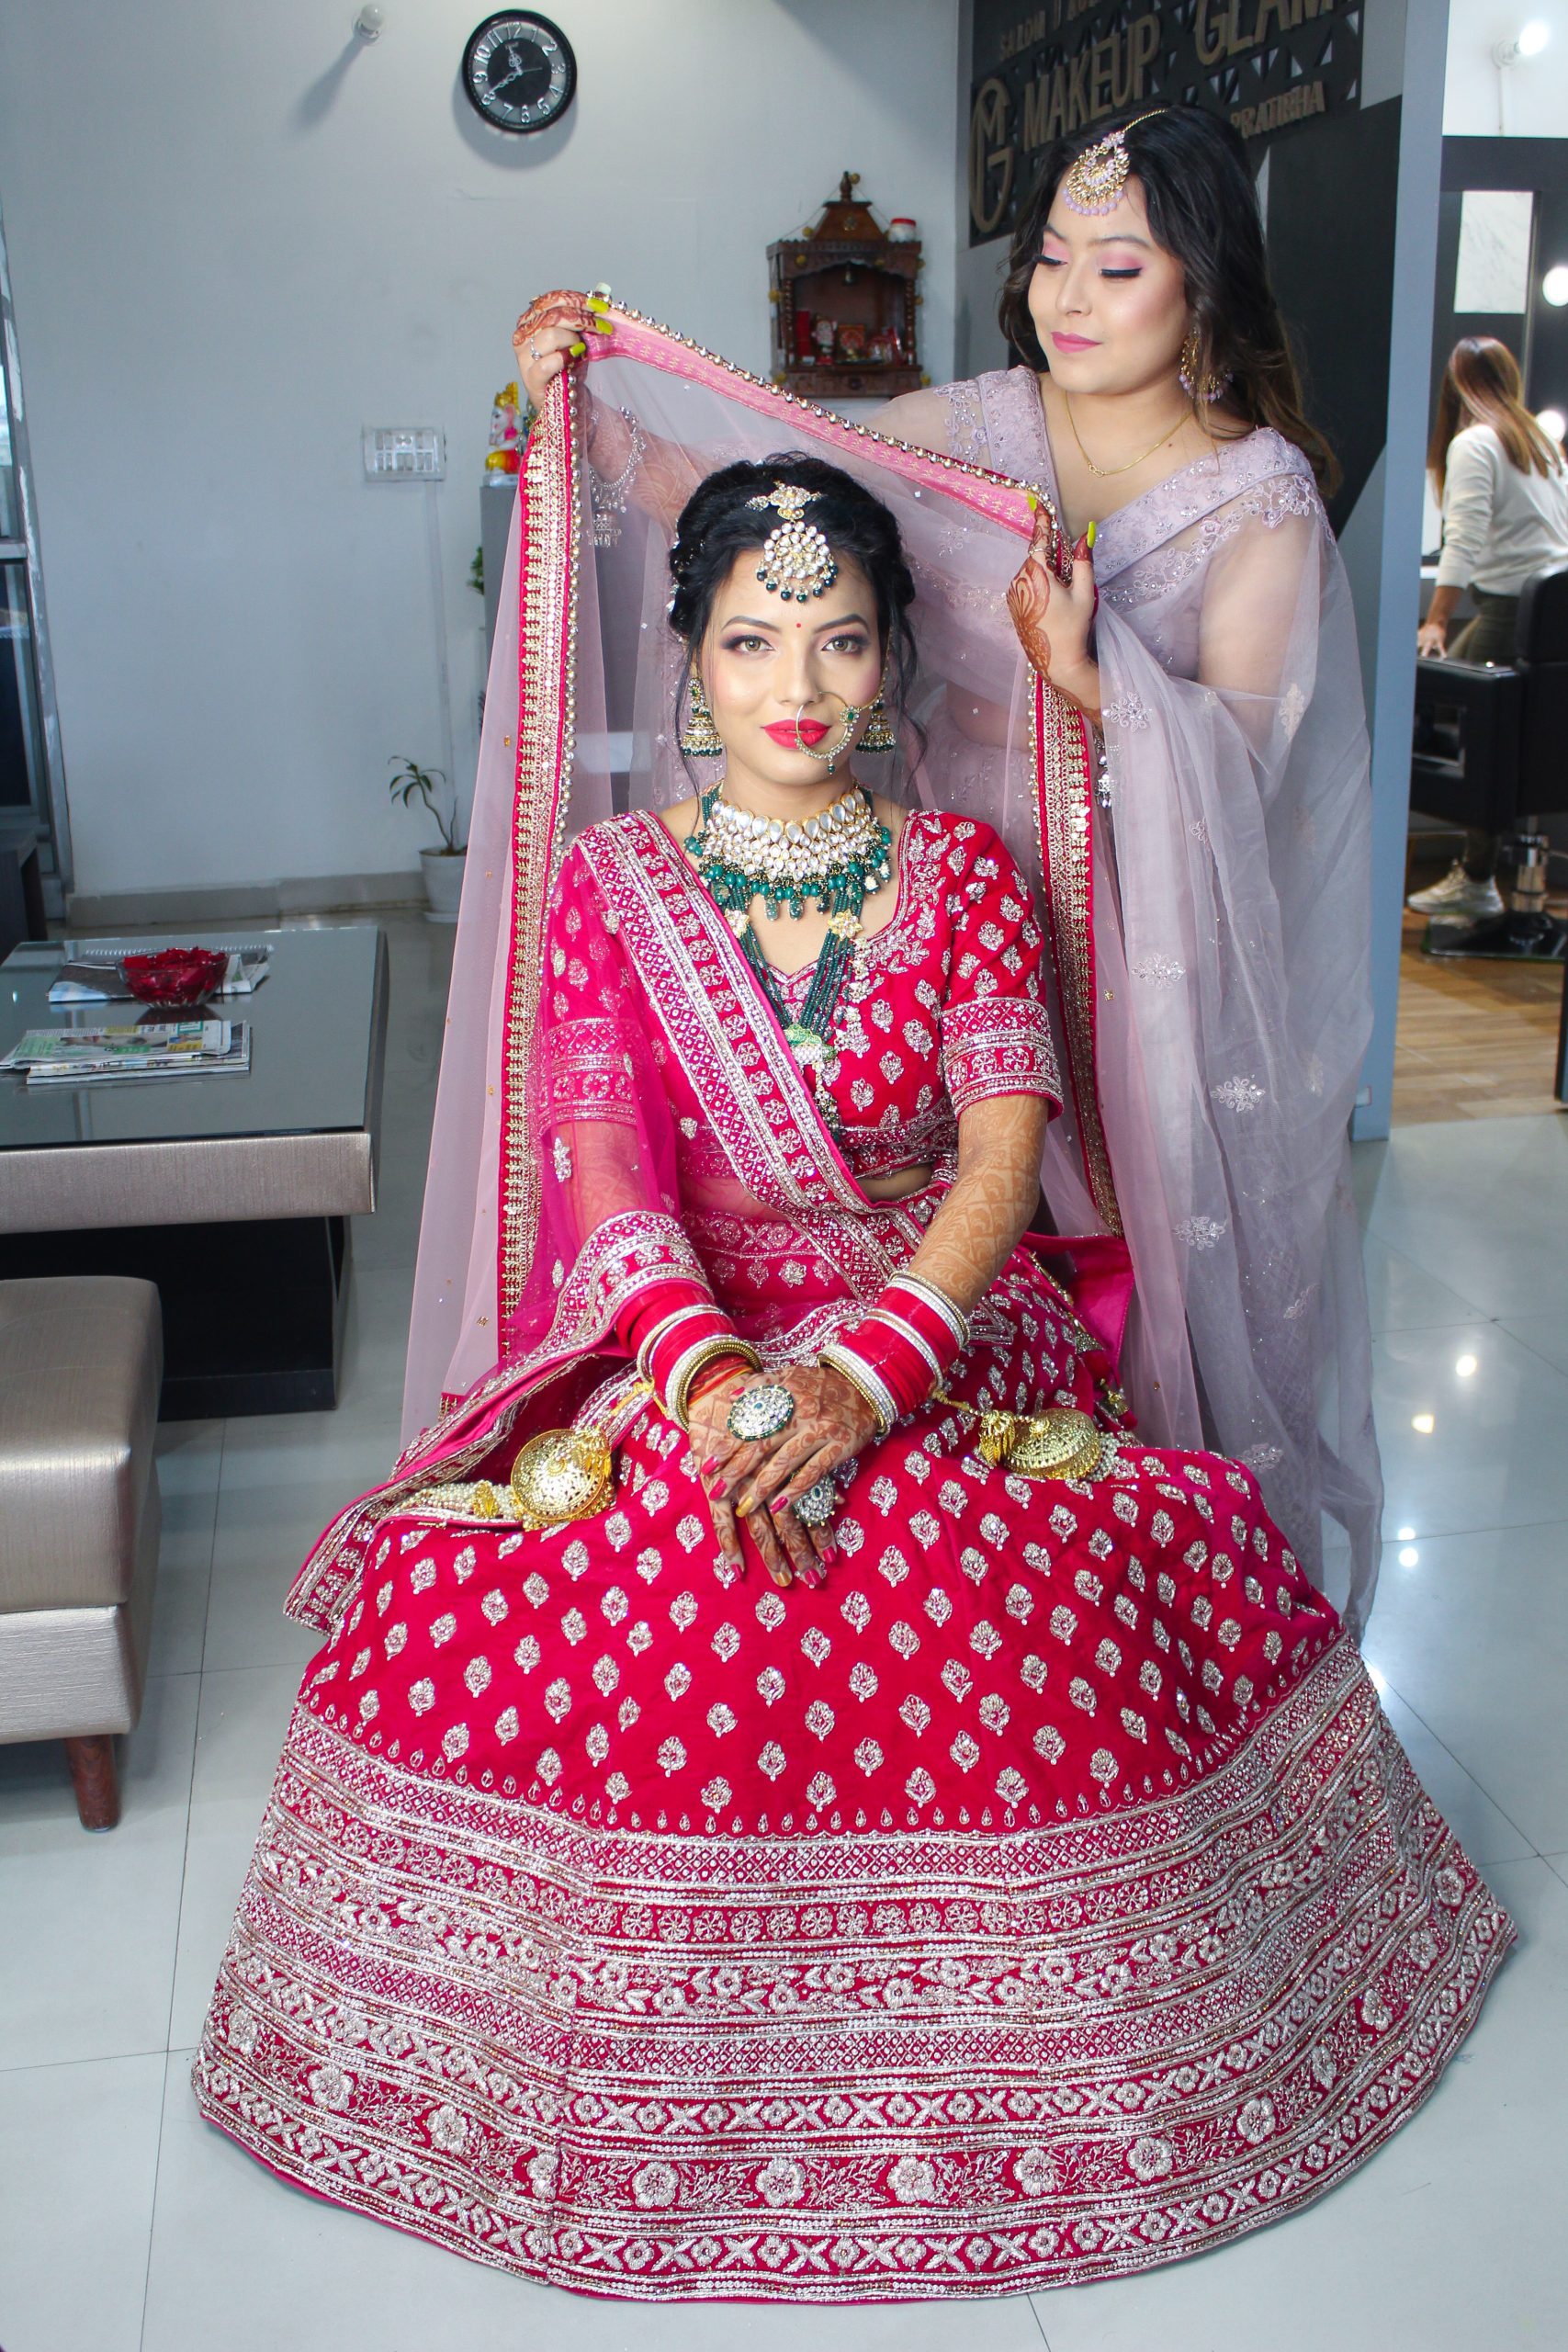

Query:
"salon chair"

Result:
[[1410, 558, 1568, 962]]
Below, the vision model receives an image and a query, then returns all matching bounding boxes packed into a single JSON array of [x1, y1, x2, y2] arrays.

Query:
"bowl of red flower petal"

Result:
[[121, 947, 229, 1006]]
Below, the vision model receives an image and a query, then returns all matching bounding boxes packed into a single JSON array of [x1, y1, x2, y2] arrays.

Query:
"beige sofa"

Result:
[[0, 1276, 163, 1827]]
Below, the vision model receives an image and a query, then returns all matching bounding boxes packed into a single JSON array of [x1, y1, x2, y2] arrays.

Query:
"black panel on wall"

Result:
[[1265, 96, 1401, 541], [1434, 139, 1568, 429]]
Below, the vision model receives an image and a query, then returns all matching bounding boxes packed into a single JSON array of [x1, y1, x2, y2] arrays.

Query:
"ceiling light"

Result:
[[1542, 266, 1568, 305], [1399, 1546, 1419, 1567], [1412, 1412, 1435, 1434], [1397, 1526, 1416, 1541], [1539, 407, 1566, 440], [1455, 1353, 1478, 1377]]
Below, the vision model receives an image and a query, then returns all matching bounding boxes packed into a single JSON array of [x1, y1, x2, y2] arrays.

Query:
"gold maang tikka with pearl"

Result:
[[1059, 107, 1168, 215]]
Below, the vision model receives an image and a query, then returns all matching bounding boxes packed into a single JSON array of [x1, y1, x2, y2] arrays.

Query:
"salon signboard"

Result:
[[969, 0, 1364, 242]]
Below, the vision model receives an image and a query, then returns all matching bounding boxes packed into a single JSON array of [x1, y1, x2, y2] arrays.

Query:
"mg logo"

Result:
[[970, 77, 1015, 237]]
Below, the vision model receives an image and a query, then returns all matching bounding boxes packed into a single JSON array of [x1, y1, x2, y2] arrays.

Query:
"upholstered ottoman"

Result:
[[0, 1276, 163, 1827]]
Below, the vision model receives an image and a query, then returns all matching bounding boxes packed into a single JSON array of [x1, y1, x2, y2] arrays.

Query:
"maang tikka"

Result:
[[1059, 107, 1168, 215], [746, 481, 839, 602]]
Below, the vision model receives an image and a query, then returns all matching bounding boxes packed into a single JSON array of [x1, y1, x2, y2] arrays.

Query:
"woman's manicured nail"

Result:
[[820, 1546, 838, 1567], [1025, 490, 1039, 511], [569, 339, 586, 356], [770, 1494, 791, 1516], [710, 1478, 727, 1499], [701, 1455, 718, 1476], [1086, 517, 1098, 548]]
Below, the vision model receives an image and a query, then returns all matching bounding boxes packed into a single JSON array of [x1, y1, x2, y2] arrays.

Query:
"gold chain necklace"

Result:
[[1063, 391, 1190, 479]]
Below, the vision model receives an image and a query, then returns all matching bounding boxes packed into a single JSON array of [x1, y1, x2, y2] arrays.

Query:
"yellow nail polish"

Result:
[[1025, 490, 1039, 511], [1087, 518, 1098, 548], [569, 339, 586, 356]]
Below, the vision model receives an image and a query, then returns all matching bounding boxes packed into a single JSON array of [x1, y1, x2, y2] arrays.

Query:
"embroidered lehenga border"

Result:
[[194, 1634, 1508, 2300]]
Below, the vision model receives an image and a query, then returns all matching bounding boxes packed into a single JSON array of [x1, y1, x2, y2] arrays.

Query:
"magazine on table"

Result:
[[0, 1021, 252, 1084], [47, 942, 272, 1003]]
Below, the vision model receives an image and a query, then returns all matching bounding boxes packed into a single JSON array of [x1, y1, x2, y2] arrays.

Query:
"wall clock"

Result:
[[461, 13, 576, 134]]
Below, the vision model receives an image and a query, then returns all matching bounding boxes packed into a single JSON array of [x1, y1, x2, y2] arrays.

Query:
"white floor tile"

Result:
[[146, 2054, 1049, 2352], [0, 2050, 165, 2352], [165, 1663, 307, 2051], [0, 1671, 198, 2069], [1032, 1857, 1562, 2352], [1363, 1520, 1568, 1854], [148, 1432, 223, 1678], [1499, 1310, 1568, 1380], [1359, 1230, 1488, 1336], [201, 1417, 392, 1674], [1371, 1320, 1568, 1540], [1365, 1114, 1568, 1320], [1373, 1682, 1534, 1868]]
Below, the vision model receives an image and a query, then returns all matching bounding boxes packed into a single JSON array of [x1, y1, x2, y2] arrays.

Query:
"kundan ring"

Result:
[[792, 1474, 838, 1529], [727, 1382, 796, 1442]]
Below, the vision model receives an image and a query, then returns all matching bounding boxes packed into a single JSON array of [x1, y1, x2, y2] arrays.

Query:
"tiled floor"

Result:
[[3, 910, 1566, 2351]]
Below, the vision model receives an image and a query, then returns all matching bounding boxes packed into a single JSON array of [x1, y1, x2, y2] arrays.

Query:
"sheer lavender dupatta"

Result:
[[881, 370, 1382, 1628]]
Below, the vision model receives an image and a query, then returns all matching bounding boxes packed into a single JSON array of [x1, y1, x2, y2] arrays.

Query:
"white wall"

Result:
[[0, 1, 960, 903], [1445, 1, 1568, 132]]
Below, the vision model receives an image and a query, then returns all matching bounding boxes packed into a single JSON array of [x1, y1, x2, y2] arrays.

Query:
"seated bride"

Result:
[[194, 355, 1509, 2300]]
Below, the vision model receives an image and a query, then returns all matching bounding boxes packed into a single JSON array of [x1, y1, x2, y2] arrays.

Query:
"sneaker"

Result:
[[1406, 862, 1506, 921]]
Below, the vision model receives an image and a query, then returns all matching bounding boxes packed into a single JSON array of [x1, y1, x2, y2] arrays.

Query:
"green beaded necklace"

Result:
[[685, 783, 893, 1083]]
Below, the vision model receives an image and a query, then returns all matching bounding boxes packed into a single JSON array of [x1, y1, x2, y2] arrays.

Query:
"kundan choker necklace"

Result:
[[685, 782, 893, 1086]]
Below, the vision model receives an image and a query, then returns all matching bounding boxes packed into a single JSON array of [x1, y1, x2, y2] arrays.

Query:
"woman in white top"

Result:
[[1412, 335, 1568, 916]]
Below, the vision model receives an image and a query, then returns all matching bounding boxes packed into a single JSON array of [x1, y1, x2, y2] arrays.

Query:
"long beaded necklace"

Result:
[[685, 781, 892, 1088]]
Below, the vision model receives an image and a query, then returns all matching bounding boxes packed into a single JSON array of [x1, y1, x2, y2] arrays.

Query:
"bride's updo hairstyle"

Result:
[[998, 103, 1338, 493], [667, 453, 919, 751]]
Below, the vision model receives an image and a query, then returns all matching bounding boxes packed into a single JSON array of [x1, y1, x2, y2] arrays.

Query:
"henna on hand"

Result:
[[717, 1364, 878, 1517], [1007, 514, 1101, 718], [513, 289, 599, 411], [899, 1094, 1050, 1324], [685, 1373, 751, 1581]]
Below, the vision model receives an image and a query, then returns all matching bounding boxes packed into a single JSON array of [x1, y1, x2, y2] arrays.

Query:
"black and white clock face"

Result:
[[461, 13, 576, 134]]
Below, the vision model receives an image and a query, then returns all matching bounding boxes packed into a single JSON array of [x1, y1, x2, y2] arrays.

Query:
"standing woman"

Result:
[[1410, 334, 1568, 923], [873, 105, 1382, 1623]]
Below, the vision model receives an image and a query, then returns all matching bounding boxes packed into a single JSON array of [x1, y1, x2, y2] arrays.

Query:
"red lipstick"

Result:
[[764, 718, 829, 748], [1052, 332, 1100, 352]]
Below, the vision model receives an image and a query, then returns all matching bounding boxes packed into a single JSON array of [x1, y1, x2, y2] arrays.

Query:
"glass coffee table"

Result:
[[0, 924, 389, 1416]]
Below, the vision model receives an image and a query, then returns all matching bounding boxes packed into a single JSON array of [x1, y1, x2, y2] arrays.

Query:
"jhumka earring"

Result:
[[1179, 328, 1232, 405], [859, 696, 896, 754], [859, 665, 897, 754], [1060, 107, 1168, 215], [679, 673, 724, 756]]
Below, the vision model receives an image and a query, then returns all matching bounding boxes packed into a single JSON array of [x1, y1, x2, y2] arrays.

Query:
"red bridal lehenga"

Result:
[[194, 310, 1512, 2300]]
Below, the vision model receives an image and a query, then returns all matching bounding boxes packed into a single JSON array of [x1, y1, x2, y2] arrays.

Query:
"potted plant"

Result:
[[389, 756, 466, 923]]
